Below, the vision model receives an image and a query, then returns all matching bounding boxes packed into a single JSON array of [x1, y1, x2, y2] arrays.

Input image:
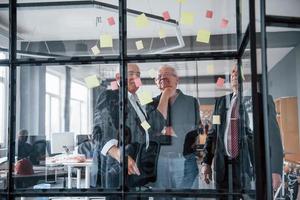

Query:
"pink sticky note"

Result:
[[216, 77, 225, 88], [107, 17, 115, 26], [110, 81, 119, 90], [134, 78, 142, 87], [206, 10, 213, 18], [220, 18, 229, 28], [162, 11, 170, 21]]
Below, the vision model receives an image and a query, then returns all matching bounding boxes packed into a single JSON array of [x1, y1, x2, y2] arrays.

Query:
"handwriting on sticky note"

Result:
[[207, 64, 214, 74], [159, 28, 166, 39], [100, 35, 113, 48], [110, 81, 119, 90], [136, 13, 149, 28], [213, 115, 220, 124], [221, 18, 229, 28], [216, 77, 225, 88], [148, 68, 157, 78], [134, 78, 142, 87], [206, 10, 213, 18], [135, 40, 144, 50], [91, 45, 100, 55], [196, 29, 211, 44], [162, 11, 170, 21], [137, 90, 153, 105], [180, 12, 194, 25], [141, 121, 151, 131], [107, 17, 115, 26], [84, 75, 100, 89]]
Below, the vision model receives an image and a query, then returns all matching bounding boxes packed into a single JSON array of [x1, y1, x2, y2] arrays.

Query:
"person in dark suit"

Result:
[[91, 64, 167, 189], [201, 65, 254, 199]]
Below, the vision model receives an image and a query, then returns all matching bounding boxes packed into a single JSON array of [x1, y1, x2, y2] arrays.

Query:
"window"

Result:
[[70, 81, 89, 135], [45, 72, 61, 139], [0, 66, 7, 146]]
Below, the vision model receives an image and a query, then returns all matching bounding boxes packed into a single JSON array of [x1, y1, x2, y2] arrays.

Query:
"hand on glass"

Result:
[[201, 164, 212, 184]]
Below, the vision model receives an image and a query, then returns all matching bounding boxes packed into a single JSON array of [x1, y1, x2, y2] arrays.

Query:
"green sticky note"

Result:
[[177, 0, 187, 3], [136, 13, 150, 28], [137, 90, 153, 105], [84, 75, 100, 89], [159, 28, 166, 39], [141, 121, 151, 131], [100, 34, 113, 48], [196, 29, 211, 44], [180, 12, 194, 25]]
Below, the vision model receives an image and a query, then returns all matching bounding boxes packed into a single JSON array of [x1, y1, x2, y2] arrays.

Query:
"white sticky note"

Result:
[[141, 121, 151, 131], [135, 40, 144, 50], [135, 13, 150, 28], [137, 90, 153, 105], [84, 75, 100, 89], [91, 45, 100, 55], [100, 34, 113, 48], [159, 28, 166, 39], [180, 12, 194, 25], [148, 68, 157, 78], [213, 115, 221, 124]]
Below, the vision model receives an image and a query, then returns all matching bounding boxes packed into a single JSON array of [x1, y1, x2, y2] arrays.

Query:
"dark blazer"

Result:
[[202, 94, 254, 184]]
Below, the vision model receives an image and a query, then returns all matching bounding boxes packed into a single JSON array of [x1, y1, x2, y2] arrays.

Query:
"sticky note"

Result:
[[206, 10, 213, 18], [137, 90, 153, 105], [180, 12, 194, 25], [135, 13, 149, 28], [141, 121, 151, 131], [84, 75, 100, 89], [148, 68, 157, 78], [91, 45, 100, 55], [196, 29, 211, 44], [107, 17, 115, 26], [162, 11, 170, 21], [220, 18, 229, 28], [159, 28, 166, 39], [207, 64, 214, 74], [241, 65, 245, 80], [216, 77, 225, 88], [100, 35, 113, 48], [135, 40, 144, 50], [177, 0, 187, 3], [110, 81, 119, 90], [213, 115, 220, 124], [134, 78, 142, 87]]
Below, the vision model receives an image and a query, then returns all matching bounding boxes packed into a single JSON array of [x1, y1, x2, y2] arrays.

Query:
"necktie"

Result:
[[230, 96, 239, 158]]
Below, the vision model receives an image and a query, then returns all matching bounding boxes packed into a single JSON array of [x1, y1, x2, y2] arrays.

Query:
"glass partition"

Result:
[[0, 0, 9, 59], [266, 0, 300, 17]]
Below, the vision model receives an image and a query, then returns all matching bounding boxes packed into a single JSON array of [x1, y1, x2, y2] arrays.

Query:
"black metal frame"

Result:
[[0, 0, 299, 199]]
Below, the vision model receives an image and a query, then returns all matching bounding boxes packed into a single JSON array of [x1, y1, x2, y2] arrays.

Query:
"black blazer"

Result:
[[203, 94, 254, 184]]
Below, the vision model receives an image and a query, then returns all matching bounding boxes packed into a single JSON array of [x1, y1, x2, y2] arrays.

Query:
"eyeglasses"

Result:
[[127, 71, 141, 77], [156, 73, 177, 80]]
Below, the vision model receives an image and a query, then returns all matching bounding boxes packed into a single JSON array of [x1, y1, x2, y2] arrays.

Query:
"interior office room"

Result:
[[0, 0, 300, 199]]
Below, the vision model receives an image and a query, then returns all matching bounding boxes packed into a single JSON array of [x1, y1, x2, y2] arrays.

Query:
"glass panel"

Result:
[[0, 66, 9, 190], [127, 0, 237, 54], [14, 63, 119, 189], [266, 27, 300, 200], [240, 0, 249, 38], [16, 197, 112, 200], [16, 0, 119, 59], [0, 1, 9, 59], [266, 0, 300, 17]]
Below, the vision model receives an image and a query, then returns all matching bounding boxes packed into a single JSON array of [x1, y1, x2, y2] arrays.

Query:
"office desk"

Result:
[[62, 159, 92, 189]]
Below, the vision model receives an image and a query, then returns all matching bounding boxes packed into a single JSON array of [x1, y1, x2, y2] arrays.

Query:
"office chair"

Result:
[[30, 140, 47, 165]]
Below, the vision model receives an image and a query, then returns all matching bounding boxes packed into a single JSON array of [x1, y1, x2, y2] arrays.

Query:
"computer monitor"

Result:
[[50, 132, 75, 154]]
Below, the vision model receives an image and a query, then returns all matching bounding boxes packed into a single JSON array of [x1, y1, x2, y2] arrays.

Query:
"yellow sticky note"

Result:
[[84, 75, 100, 89], [135, 13, 149, 28], [100, 34, 113, 48], [213, 115, 220, 125], [180, 12, 194, 25], [141, 121, 151, 131], [196, 29, 211, 44], [135, 40, 144, 50], [137, 90, 153, 105], [159, 28, 166, 39], [91, 45, 100, 55], [148, 68, 157, 78], [177, 0, 187, 3], [207, 64, 214, 74]]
